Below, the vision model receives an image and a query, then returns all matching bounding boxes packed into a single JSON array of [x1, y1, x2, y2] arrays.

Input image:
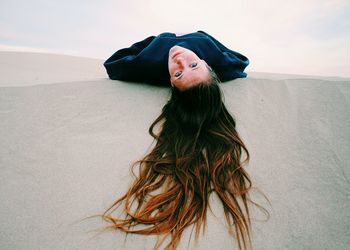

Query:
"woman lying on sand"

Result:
[[99, 31, 268, 250]]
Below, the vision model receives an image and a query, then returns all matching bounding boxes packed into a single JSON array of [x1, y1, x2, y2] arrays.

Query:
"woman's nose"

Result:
[[176, 57, 184, 65]]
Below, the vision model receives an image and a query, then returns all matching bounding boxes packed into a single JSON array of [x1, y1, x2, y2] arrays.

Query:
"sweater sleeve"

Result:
[[197, 30, 249, 80], [103, 35, 155, 80], [197, 31, 232, 51]]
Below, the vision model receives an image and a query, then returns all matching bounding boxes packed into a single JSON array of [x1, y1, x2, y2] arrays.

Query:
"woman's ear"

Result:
[[203, 60, 213, 71]]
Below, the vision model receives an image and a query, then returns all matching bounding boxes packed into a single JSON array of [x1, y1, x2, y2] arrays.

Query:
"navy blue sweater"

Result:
[[104, 31, 249, 86]]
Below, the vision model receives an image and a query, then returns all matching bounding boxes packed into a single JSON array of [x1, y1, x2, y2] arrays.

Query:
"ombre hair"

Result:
[[98, 73, 268, 250]]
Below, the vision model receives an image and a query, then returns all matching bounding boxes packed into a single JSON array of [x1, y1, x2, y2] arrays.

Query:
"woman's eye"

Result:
[[175, 71, 182, 77], [190, 62, 198, 68]]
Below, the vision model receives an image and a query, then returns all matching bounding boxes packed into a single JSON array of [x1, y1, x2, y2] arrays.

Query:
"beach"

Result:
[[1, 51, 349, 249]]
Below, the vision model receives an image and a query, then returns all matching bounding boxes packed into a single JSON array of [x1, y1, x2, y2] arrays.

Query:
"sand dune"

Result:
[[0, 52, 349, 249], [0, 51, 106, 87]]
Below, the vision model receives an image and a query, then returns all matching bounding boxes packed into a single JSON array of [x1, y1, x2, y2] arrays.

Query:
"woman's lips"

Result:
[[169, 45, 183, 59], [171, 51, 182, 59]]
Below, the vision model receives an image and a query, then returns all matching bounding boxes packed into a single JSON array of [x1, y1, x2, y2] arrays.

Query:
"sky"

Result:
[[1, 0, 349, 77]]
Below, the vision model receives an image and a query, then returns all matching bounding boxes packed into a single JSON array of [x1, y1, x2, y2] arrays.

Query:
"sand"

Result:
[[0, 51, 349, 249]]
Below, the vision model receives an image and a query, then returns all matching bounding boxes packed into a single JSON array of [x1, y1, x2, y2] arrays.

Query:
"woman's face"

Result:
[[168, 46, 210, 90]]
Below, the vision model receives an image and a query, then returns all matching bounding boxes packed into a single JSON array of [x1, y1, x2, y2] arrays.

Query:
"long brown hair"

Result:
[[100, 76, 266, 249]]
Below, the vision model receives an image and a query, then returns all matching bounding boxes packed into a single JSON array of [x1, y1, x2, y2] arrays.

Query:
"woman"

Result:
[[103, 30, 249, 88], [99, 31, 267, 250]]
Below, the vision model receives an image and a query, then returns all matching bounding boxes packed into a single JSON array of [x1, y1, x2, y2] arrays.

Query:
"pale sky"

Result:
[[1, 0, 349, 77]]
